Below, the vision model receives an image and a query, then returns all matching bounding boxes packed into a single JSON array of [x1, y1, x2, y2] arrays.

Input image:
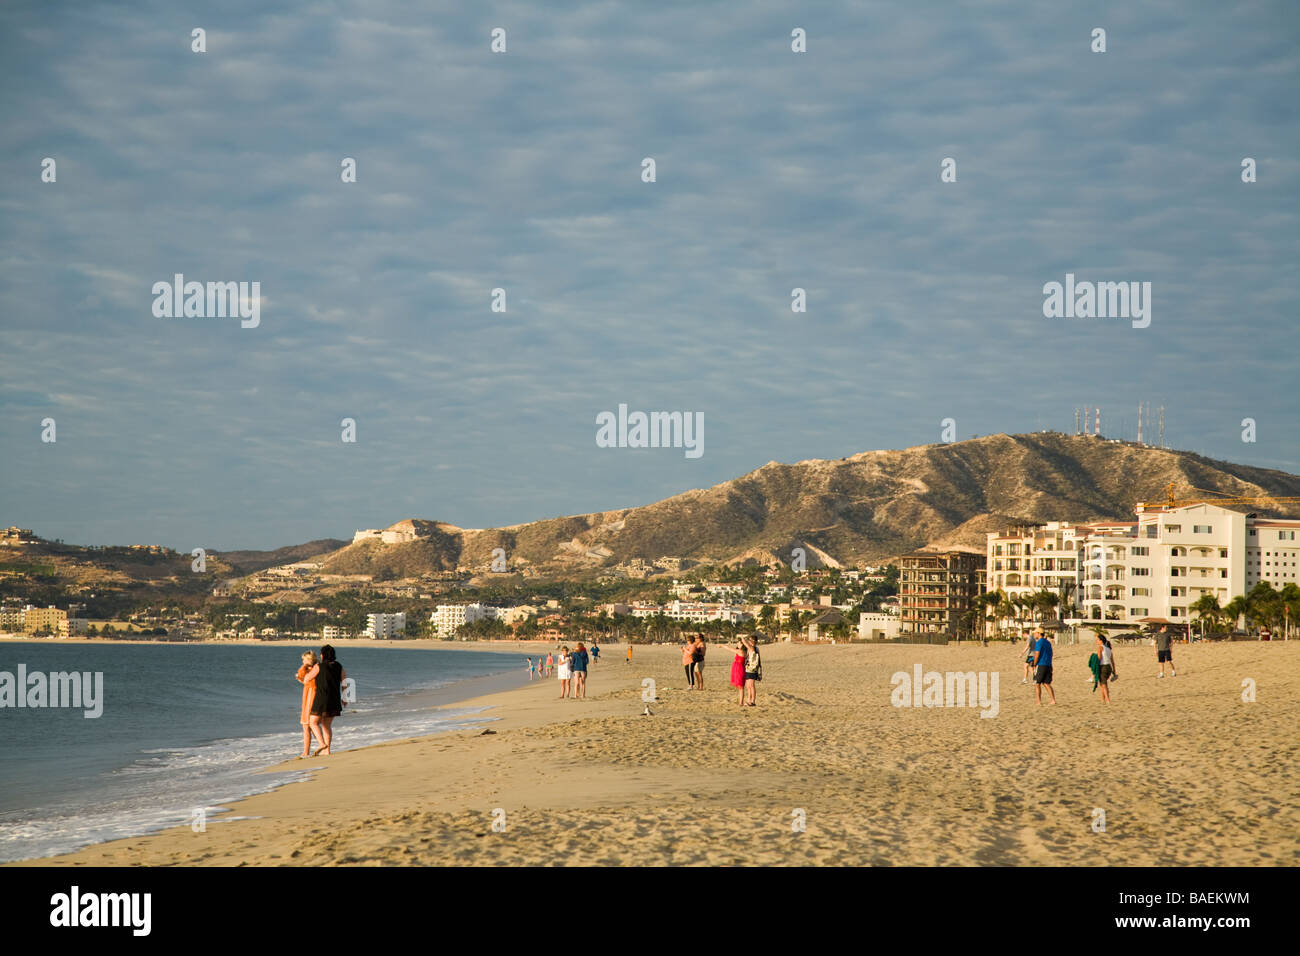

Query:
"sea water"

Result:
[[0, 642, 523, 862]]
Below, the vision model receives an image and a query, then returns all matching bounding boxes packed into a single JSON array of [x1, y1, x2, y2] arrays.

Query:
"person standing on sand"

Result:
[[1155, 625, 1176, 678], [295, 651, 323, 758], [305, 644, 346, 755], [1096, 633, 1117, 703], [626, 644, 633, 664], [1021, 629, 1036, 684], [1031, 628, 1055, 705], [728, 639, 745, 704], [741, 634, 762, 707], [545, 651, 554, 678], [692, 634, 706, 690], [526, 657, 536, 681], [591, 643, 600, 664], [571, 642, 590, 699], [684, 639, 698, 689], [557, 645, 573, 698]]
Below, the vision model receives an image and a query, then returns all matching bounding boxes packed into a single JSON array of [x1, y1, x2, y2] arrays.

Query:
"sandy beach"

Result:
[[17, 639, 1299, 867]]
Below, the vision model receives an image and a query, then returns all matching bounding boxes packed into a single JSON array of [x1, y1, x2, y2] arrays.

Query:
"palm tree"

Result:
[[1190, 593, 1222, 637], [996, 592, 1016, 640], [1223, 595, 1249, 635]]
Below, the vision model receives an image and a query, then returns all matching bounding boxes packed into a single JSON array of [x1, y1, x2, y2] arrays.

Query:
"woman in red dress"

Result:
[[729, 639, 746, 705]]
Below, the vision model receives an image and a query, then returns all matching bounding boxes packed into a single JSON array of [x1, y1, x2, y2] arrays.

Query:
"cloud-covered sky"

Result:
[[2, 0, 1297, 550]]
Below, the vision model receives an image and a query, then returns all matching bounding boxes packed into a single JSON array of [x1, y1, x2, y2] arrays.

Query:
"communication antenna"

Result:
[[1137, 402, 1143, 445], [1158, 406, 1165, 448]]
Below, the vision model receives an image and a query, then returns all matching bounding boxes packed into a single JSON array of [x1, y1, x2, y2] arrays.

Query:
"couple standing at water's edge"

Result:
[[295, 645, 347, 757]]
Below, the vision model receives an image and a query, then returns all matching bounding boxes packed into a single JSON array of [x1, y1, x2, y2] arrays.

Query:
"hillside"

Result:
[[314, 432, 1300, 577]]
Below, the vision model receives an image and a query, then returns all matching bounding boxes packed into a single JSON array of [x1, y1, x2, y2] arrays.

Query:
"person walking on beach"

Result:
[[1031, 628, 1055, 705], [295, 651, 323, 758], [545, 651, 554, 678], [591, 643, 600, 664], [684, 639, 698, 690], [691, 634, 706, 691], [626, 644, 633, 664], [526, 657, 537, 681], [1095, 633, 1117, 703], [304, 644, 346, 755], [557, 645, 573, 698], [1021, 629, 1036, 684], [571, 641, 590, 699], [1155, 625, 1176, 678], [728, 638, 745, 704], [741, 634, 762, 707]]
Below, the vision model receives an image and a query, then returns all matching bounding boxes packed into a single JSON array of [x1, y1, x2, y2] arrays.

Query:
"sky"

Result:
[[1, 0, 1297, 551]]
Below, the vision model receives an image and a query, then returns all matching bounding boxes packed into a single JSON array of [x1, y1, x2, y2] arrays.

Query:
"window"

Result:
[[1219, 548, 1228, 558], [1130, 587, 1149, 597], [1170, 587, 1184, 597], [1131, 546, 1149, 556], [1249, 529, 1256, 537], [1130, 608, 1148, 617], [1171, 568, 1183, 576], [1145, 526, 1157, 538], [1165, 524, 1182, 533], [1282, 531, 1297, 541], [1132, 568, 1150, 576], [1193, 525, 1212, 534]]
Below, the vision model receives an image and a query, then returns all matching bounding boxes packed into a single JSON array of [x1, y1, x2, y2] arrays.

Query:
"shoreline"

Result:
[[2, 643, 542, 865], [13, 640, 1299, 867]]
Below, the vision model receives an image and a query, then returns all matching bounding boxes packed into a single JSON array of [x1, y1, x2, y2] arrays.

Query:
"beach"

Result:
[[17, 639, 1299, 867]]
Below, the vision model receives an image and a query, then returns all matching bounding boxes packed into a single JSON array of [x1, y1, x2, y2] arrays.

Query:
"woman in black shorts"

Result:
[[741, 634, 762, 707], [1095, 633, 1117, 704]]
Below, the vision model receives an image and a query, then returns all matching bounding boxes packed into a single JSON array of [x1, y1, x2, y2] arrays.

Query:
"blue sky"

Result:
[[2, 0, 1297, 551]]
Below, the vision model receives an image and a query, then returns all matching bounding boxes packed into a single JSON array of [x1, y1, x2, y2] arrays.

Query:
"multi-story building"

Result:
[[988, 503, 1300, 630], [897, 551, 985, 640], [430, 604, 488, 636], [23, 605, 69, 636], [0, 606, 26, 632], [364, 612, 407, 640], [322, 624, 349, 641]]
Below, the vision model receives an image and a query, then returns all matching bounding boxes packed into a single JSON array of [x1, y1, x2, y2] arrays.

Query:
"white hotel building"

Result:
[[365, 612, 407, 639], [430, 604, 488, 635], [987, 503, 1300, 628]]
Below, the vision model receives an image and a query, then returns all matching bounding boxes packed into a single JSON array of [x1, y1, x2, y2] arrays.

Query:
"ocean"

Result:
[[0, 642, 526, 862]]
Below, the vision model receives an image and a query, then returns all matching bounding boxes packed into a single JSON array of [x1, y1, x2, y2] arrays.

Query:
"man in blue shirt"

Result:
[[1032, 628, 1056, 705]]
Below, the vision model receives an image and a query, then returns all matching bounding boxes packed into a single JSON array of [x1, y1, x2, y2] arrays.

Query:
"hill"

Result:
[[312, 432, 1300, 577]]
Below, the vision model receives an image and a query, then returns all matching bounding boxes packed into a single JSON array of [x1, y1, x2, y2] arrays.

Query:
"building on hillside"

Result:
[[365, 612, 407, 639], [897, 551, 985, 641], [322, 624, 349, 641]]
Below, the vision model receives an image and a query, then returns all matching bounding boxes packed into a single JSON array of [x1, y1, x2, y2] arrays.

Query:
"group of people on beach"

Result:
[[294, 645, 346, 757], [683, 633, 762, 706], [1020, 624, 1177, 706]]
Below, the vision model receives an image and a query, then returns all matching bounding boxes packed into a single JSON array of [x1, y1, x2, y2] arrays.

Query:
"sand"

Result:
[[16, 639, 1299, 867]]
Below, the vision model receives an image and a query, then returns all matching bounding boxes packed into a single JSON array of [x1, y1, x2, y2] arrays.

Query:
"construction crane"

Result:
[[1160, 483, 1300, 511]]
